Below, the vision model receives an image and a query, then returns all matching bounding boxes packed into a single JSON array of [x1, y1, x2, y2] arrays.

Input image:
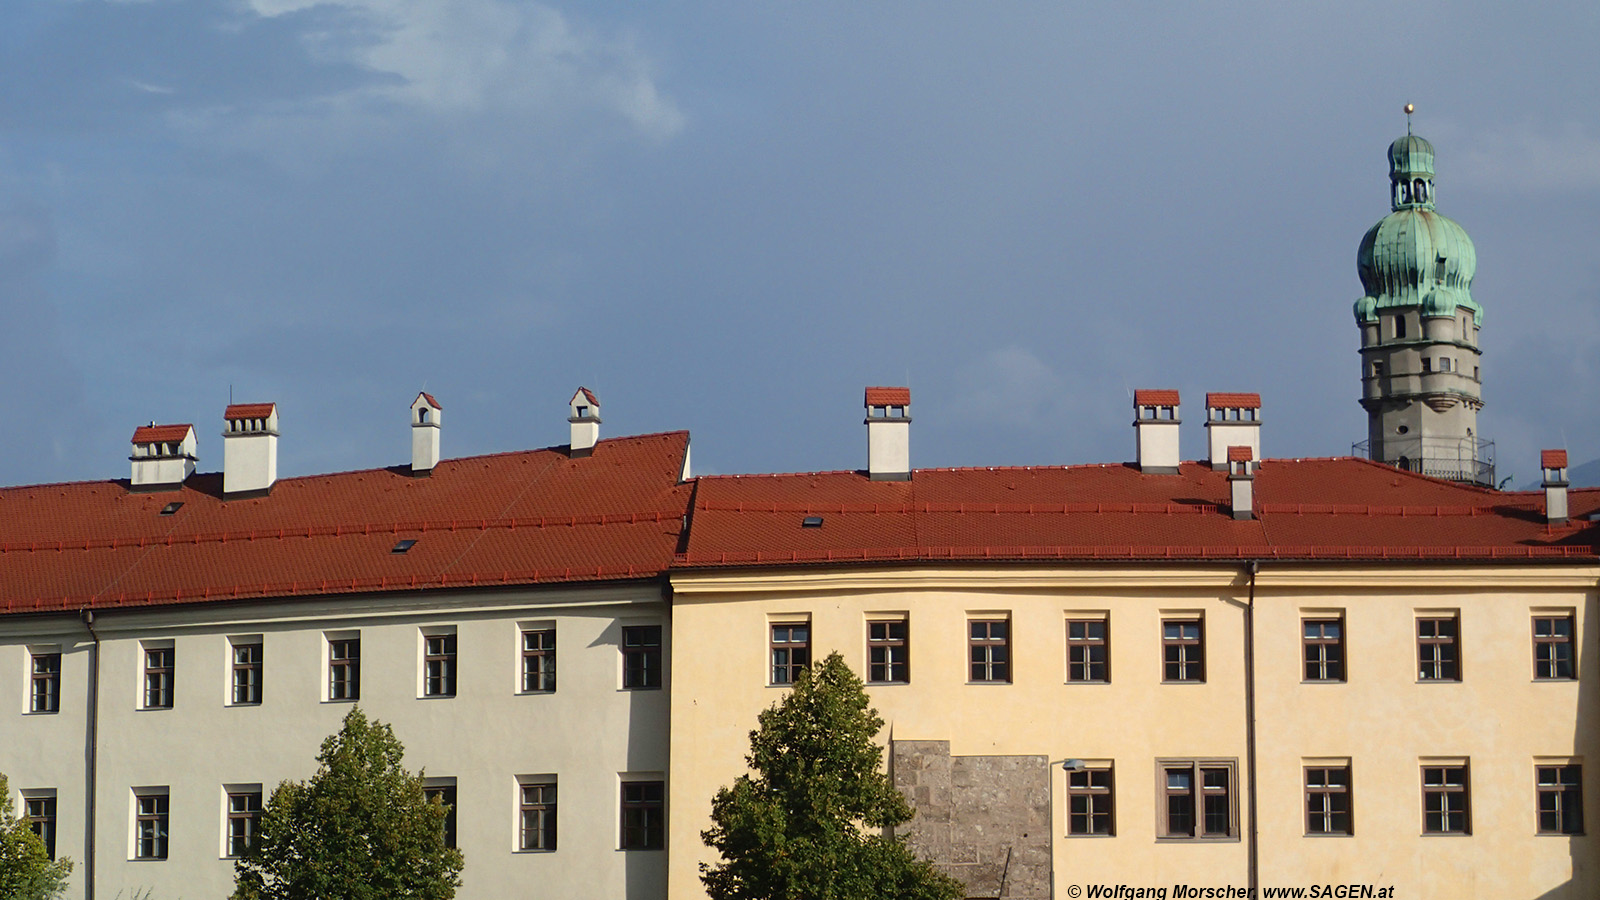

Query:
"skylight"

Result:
[[159, 502, 183, 516], [392, 539, 417, 554], [801, 516, 823, 528]]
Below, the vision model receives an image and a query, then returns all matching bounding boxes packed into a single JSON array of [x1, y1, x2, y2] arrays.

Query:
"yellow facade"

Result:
[[668, 564, 1599, 900]]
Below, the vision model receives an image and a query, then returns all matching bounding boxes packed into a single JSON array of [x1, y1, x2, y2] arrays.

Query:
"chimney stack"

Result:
[[1542, 449, 1569, 525], [1227, 445, 1255, 520], [222, 403, 278, 497], [1133, 390, 1181, 473], [1205, 393, 1261, 470], [129, 423, 197, 491], [569, 387, 601, 457], [411, 392, 442, 475], [864, 387, 911, 481]]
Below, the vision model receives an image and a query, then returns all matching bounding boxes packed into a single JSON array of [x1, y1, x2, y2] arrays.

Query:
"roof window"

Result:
[[159, 502, 183, 516], [801, 516, 824, 528], [392, 539, 417, 554]]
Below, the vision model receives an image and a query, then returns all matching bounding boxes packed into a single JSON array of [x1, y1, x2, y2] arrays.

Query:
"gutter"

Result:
[[80, 609, 100, 900], [1243, 561, 1260, 898]]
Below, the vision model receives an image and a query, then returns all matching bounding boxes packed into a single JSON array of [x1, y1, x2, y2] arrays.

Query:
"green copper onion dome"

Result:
[[1353, 133, 1481, 325]]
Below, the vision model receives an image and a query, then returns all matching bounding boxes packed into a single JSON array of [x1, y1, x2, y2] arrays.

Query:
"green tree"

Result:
[[0, 772, 72, 900], [231, 708, 463, 900], [700, 651, 963, 900]]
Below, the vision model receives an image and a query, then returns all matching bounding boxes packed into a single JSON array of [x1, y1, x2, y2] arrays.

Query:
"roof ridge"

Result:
[[0, 430, 691, 493], [694, 468, 863, 481]]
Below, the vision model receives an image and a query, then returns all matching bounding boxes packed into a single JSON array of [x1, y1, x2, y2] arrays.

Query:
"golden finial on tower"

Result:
[[1404, 103, 1415, 134]]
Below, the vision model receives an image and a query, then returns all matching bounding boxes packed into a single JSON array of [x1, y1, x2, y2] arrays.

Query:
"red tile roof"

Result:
[[674, 458, 1600, 569], [416, 392, 442, 409], [131, 424, 195, 444], [7, 438, 1597, 617], [225, 403, 276, 419], [865, 387, 910, 406], [1543, 450, 1569, 469], [0, 432, 690, 615], [1207, 393, 1262, 409], [1228, 446, 1253, 462], [1134, 390, 1180, 406], [573, 387, 599, 407]]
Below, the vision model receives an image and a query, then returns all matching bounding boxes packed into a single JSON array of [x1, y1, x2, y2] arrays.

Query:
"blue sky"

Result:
[[3, 1, 1598, 487]]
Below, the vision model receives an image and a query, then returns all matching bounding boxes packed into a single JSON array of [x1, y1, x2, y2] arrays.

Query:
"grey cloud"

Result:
[[0, 0, 390, 132]]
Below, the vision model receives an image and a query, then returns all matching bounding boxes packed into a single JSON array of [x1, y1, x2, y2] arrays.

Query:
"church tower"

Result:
[[1354, 111, 1491, 484]]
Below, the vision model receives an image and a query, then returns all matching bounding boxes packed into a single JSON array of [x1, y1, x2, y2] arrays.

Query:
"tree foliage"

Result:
[[231, 708, 464, 900], [0, 772, 73, 900], [700, 651, 963, 900]]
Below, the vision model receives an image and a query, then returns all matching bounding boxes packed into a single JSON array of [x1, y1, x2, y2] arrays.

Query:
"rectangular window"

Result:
[[1537, 764, 1583, 835], [770, 622, 811, 685], [23, 793, 56, 859], [135, 790, 170, 859], [1422, 358, 1432, 373], [1303, 618, 1344, 682], [1160, 761, 1235, 839], [423, 633, 457, 698], [621, 625, 662, 690], [867, 618, 909, 684], [1162, 619, 1204, 682], [329, 637, 360, 701], [969, 618, 1011, 683], [143, 645, 174, 709], [521, 628, 556, 693], [519, 780, 557, 851], [423, 782, 457, 848], [1067, 766, 1114, 836], [620, 781, 665, 850], [1422, 764, 1470, 835], [1066, 618, 1109, 683], [231, 640, 263, 705], [30, 650, 61, 713], [1417, 616, 1459, 681], [1305, 766, 1352, 835], [226, 790, 263, 858], [1533, 615, 1576, 680]]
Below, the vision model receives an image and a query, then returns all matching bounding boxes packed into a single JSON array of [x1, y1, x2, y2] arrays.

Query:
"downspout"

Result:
[[1243, 562, 1259, 899], [80, 609, 100, 900]]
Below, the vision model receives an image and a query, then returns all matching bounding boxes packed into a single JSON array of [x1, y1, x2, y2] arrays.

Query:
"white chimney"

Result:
[[1133, 389, 1181, 474], [129, 423, 197, 491], [411, 392, 442, 475], [1205, 392, 1262, 470], [1543, 449, 1569, 525], [864, 386, 911, 481], [222, 402, 279, 496], [1227, 445, 1255, 520], [569, 387, 601, 457]]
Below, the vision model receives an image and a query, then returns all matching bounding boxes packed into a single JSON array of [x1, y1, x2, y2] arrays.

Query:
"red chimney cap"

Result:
[[224, 403, 276, 419], [1134, 389, 1180, 406], [1206, 392, 1261, 409], [864, 386, 910, 406], [131, 424, 194, 444]]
